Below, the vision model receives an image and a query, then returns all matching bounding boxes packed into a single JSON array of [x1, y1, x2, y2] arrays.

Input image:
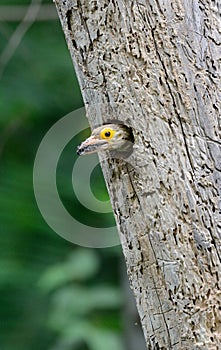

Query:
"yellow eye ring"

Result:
[[100, 128, 116, 140]]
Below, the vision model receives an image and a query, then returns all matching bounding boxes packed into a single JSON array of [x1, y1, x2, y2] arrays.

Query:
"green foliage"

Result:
[[0, 3, 124, 350], [38, 249, 100, 291], [38, 250, 123, 350]]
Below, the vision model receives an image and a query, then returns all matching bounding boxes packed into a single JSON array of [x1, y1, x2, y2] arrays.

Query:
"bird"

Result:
[[77, 123, 134, 156]]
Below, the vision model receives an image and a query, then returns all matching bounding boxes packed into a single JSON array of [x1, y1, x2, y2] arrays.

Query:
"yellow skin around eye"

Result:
[[100, 128, 116, 140]]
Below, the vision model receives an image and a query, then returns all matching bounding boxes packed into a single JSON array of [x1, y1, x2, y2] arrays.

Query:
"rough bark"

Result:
[[54, 1, 221, 349]]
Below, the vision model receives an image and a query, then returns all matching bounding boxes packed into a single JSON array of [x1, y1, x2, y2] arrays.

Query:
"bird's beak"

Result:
[[77, 136, 108, 155]]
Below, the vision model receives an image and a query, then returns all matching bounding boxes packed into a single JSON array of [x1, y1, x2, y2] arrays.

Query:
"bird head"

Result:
[[77, 123, 133, 156]]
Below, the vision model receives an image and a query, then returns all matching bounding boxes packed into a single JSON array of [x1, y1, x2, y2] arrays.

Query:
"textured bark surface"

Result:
[[54, 1, 221, 349]]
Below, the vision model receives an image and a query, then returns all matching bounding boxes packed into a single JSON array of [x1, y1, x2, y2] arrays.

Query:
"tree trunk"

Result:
[[54, 1, 221, 348]]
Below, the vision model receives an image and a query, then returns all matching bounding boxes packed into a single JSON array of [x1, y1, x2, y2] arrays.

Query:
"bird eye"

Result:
[[100, 128, 116, 140]]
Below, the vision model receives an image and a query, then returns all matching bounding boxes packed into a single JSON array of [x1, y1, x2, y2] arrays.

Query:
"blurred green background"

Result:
[[0, 1, 145, 349]]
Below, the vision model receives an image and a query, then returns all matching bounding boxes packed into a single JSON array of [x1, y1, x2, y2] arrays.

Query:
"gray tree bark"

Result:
[[54, 1, 221, 349]]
